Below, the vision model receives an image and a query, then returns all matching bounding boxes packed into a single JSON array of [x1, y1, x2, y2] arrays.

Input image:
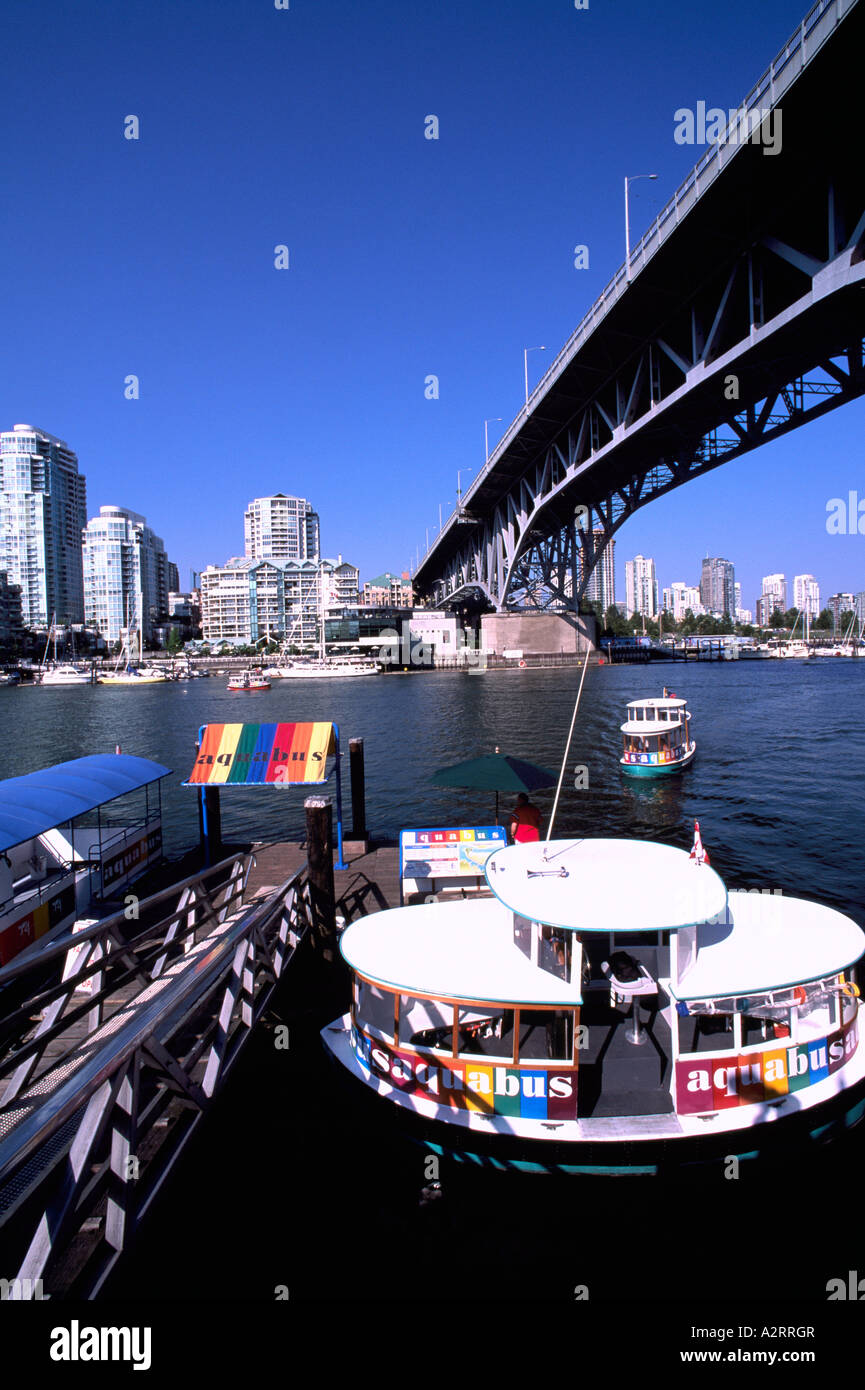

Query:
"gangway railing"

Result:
[[0, 852, 316, 1298]]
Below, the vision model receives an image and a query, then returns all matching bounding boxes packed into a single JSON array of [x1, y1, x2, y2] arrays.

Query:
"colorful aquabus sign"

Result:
[[675, 1017, 858, 1115], [352, 1026, 578, 1120]]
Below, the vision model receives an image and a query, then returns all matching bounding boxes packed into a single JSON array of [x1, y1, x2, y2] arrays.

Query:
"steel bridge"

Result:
[[414, 0, 865, 613]]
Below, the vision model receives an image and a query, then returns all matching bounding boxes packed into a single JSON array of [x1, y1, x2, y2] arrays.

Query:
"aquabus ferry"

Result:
[[322, 831, 865, 1174]]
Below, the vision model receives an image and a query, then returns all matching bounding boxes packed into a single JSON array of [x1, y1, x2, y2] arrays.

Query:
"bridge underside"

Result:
[[415, 4, 865, 613]]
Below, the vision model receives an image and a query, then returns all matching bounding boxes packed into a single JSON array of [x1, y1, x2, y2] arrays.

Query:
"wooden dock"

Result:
[[245, 839, 401, 921]]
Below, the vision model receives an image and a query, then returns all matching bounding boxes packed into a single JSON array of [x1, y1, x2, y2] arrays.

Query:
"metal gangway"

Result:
[[0, 852, 317, 1298]]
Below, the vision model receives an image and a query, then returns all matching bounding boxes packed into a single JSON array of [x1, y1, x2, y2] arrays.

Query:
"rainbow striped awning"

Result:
[[185, 722, 337, 786]]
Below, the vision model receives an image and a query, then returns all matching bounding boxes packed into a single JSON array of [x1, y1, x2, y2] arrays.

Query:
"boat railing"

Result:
[[0, 850, 318, 1297]]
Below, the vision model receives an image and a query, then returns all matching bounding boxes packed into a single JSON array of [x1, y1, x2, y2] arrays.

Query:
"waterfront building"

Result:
[[200, 556, 359, 646], [663, 582, 703, 622], [855, 592, 865, 627], [625, 555, 658, 619], [82, 506, 170, 644], [360, 571, 413, 607], [828, 592, 856, 631], [761, 573, 788, 615], [167, 561, 180, 594], [0, 423, 87, 626], [580, 531, 616, 612], [0, 570, 23, 647], [244, 495, 320, 563], [794, 574, 820, 617], [700, 557, 736, 616]]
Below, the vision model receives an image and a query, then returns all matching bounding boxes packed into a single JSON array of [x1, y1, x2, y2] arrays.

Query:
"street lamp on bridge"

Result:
[[484, 417, 502, 463], [523, 346, 547, 407], [624, 173, 658, 280], [457, 468, 474, 513]]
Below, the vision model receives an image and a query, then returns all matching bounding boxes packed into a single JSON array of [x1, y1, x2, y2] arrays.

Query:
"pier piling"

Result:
[[348, 737, 367, 848], [304, 797, 338, 961]]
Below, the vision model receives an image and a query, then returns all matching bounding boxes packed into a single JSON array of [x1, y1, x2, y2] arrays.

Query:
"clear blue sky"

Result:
[[1, 0, 861, 613]]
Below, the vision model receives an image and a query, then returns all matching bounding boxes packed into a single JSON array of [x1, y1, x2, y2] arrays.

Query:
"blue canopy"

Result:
[[0, 754, 172, 853]]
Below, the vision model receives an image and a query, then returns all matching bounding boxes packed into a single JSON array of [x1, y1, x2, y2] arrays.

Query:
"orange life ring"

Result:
[[518, 660, 526, 668]]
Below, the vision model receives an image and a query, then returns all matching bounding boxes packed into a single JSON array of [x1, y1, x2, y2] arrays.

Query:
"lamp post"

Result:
[[624, 173, 658, 280], [457, 467, 474, 512], [484, 417, 502, 463], [524, 347, 547, 407]]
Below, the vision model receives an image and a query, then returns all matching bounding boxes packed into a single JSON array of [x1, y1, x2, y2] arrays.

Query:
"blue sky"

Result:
[[1, 0, 861, 613]]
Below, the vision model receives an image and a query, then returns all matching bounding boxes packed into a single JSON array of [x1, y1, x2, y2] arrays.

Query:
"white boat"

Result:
[[227, 670, 271, 691], [39, 664, 92, 686], [620, 694, 695, 777], [323, 828, 865, 1173], [268, 657, 381, 679]]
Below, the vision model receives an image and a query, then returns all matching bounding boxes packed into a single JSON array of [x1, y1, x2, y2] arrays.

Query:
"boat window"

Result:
[[399, 994, 455, 1052], [455, 1006, 515, 1059], [355, 978, 396, 1042], [516, 1008, 575, 1063]]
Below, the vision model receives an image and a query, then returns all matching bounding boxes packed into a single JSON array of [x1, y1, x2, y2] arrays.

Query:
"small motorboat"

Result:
[[227, 670, 271, 692]]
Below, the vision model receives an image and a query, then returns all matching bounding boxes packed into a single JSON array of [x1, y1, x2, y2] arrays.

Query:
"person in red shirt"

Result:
[[509, 793, 542, 843]]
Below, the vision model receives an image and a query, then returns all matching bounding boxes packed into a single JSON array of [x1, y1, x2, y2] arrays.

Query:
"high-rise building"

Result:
[[0, 571, 23, 647], [0, 423, 87, 626], [761, 573, 788, 614], [793, 574, 820, 617], [581, 531, 616, 613], [828, 592, 855, 631], [201, 556, 358, 645], [663, 582, 703, 622], [82, 506, 170, 644], [244, 495, 320, 563], [855, 592, 865, 627], [700, 557, 736, 616], [625, 555, 658, 618]]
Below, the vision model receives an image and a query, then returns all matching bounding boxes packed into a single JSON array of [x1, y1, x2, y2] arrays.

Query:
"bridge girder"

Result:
[[422, 210, 865, 612]]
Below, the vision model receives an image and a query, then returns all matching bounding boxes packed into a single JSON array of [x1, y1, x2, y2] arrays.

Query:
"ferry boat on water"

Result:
[[227, 670, 271, 691], [322, 827, 865, 1174], [620, 693, 695, 776], [0, 753, 170, 973]]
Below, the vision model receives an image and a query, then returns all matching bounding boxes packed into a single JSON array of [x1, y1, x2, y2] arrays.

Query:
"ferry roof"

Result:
[[626, 698, 687, 708], [671, 891, 865, 999], [340, 896, 582, 1005], [620, 719, 682, 735], [0, 754, 172, 853], [485, 838, 727, 933]]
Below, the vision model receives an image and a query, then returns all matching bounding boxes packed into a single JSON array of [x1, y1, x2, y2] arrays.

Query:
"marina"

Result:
[[1, 659, 864, 1307]]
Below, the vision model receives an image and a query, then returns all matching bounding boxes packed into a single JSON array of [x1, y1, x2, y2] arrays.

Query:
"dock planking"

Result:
[[245, 839, 401, 922]]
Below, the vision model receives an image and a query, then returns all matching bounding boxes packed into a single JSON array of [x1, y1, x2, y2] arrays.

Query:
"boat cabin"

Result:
[[330, 838, 865, 1143], [0, 754, 171, 968]]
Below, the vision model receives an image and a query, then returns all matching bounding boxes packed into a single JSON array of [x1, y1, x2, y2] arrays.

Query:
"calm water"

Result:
[[3, 660, 864, 916], [5, 661, 865, 1310]]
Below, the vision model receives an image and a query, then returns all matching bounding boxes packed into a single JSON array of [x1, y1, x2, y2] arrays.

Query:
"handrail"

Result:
[[0, 866, 306, 1185], [416, 0, 855, 573]]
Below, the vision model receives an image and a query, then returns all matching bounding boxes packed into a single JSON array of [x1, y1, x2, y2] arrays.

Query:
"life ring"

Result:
[[598, 656, 605, 665], [518, 660, 526, 668]]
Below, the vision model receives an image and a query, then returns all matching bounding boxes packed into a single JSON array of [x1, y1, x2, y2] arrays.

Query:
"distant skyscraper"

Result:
[[793, 574, 820, 617], [582, 531, 616, 613], [0, 423, 87, 626], [700, 557, 736, 616], [82, 506, 170, 643], [625, 555, 658, 618], [761, 573, 788, 614], [244, 495, 320, 562], [663, 582, 702, 622], [828, 592, 855, 631]]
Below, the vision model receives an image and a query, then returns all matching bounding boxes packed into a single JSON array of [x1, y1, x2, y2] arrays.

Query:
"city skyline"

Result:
[[2, 1, 863, 617]]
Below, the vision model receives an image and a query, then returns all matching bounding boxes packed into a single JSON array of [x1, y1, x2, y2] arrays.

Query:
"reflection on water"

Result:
[[1, 659, 864, 918]]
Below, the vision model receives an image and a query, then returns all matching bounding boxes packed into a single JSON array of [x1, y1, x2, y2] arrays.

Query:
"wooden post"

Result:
[[305, 797, 338, 961], [349, 737, 367, 840]]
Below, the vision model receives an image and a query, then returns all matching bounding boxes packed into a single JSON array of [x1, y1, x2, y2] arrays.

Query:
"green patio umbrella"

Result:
[[429, 748, 558, 824]]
